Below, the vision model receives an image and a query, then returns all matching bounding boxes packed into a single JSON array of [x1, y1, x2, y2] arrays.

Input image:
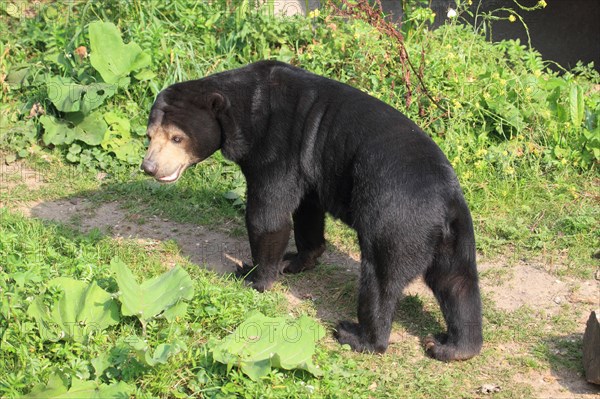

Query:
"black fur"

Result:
[[148, 61, 483, 361]]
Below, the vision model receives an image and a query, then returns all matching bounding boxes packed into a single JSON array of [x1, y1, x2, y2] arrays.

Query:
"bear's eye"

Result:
[[172, 136, 183, 143]]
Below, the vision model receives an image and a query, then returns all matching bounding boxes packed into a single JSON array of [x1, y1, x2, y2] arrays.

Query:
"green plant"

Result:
[[111, 257, 194, 333], [2, 19, 152, 169], [27, 277, 120, 343], [212, 311, 325, 380], [23, 372, 132, 399]]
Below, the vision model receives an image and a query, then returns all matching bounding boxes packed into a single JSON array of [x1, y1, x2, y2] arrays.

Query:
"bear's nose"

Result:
[[141, 159, 158, 176]]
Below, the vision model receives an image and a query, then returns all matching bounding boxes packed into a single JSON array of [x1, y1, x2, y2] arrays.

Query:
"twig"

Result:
[[335, 0, 447, 113]]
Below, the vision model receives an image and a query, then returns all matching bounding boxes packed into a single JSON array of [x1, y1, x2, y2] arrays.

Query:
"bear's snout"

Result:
[[141, 159, 158, 176]]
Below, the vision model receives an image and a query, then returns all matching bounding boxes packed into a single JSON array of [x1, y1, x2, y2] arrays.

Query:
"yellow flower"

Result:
[[568, 186, 579, 199], [508, 15, 516, 23], [309, 9, 320, 18], [538, 0, 547, 8]]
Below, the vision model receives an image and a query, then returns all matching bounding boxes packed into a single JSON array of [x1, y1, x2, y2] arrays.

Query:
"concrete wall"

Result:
[[271, 0, 322, 16]]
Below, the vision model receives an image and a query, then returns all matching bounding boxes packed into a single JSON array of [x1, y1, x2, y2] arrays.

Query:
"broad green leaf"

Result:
[[46, 76, 115, 113], [4, 153, 17, 164], [148, 342, 184, 365], [40, 112, 107, 147], [89, 21, 151, 86], [40, 115, 77, 146], [134, 69, 156, 81], [27, 277, 120, 342], [24, 371, 132, 399], [26, 296, 64, 341], [276, 45, 295, 63], [111, 258, 195, 322], [46, 76, 85, 113], [68, 112, 108, 145], [103, 111, 131, 133], [23, 372, 70, 398], [162, 301, 188, 322], [91, 353, 111, 378], [10, 269, 42, 287], [90, 381, 133, 398], [101, 111, 143, 163], [5, 66, 30, 88], [569, 84, 584, 127], [126, 335, 187, 366], [223, 190, 241, 200], [111, 140, 143, 163], [80, 83, 116, 113], [212, 312, 325, 380]]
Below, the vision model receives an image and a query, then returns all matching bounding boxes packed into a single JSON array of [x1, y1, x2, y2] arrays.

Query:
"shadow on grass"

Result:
[[540, 333, 600, 395]]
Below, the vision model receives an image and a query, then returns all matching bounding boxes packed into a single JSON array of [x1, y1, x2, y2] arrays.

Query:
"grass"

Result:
[[1, 0, 599, 397]]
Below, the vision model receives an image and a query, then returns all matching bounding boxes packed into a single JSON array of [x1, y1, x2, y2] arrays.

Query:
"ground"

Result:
[[1, 159, 599, 398]]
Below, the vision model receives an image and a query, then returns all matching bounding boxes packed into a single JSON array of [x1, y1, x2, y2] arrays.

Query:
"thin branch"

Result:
[[335, 0, 447, 113]]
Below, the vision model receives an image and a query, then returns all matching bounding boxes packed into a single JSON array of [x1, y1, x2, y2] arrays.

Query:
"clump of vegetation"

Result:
[[1, 0, 598, 171]]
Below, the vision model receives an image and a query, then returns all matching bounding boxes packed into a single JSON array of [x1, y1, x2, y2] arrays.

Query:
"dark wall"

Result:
[[380, 0, 600, 71]]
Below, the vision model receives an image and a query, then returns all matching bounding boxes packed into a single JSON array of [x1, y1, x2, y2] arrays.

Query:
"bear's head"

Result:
[[141, 88, 227, 183]]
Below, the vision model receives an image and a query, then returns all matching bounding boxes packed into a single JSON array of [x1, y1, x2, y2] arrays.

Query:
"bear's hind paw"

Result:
[[423, 334, 479, 362]]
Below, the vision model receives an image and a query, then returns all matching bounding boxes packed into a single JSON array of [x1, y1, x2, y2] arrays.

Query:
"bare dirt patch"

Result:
[[20, 197, 248, 274], [0, 159, 46, 193], [514, 369, 599, 399], [483, 262, 599, 317]]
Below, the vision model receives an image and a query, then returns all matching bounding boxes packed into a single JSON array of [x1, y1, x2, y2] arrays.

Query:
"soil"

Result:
[[2, 161, 599, 398]]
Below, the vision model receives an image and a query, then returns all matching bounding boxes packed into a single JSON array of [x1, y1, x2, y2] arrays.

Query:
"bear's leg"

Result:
[[334, 249, 406, 353], [423, 254, 483, 361], [239, 222, 291, 292], [283, 192, 326, 274], [237, 191, 294, 292]]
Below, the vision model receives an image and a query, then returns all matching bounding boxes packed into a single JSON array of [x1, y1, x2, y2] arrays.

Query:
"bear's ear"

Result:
[[207, 92, 228, 114]]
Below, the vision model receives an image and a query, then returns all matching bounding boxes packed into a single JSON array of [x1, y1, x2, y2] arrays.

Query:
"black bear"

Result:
[[141, 61, 483, 361]]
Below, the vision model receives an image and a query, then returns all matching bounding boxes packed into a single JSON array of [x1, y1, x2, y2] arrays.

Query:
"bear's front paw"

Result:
[[334, 321, 367, 352], [235, 262, 256, 280], [235, 263, 274, 292]]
